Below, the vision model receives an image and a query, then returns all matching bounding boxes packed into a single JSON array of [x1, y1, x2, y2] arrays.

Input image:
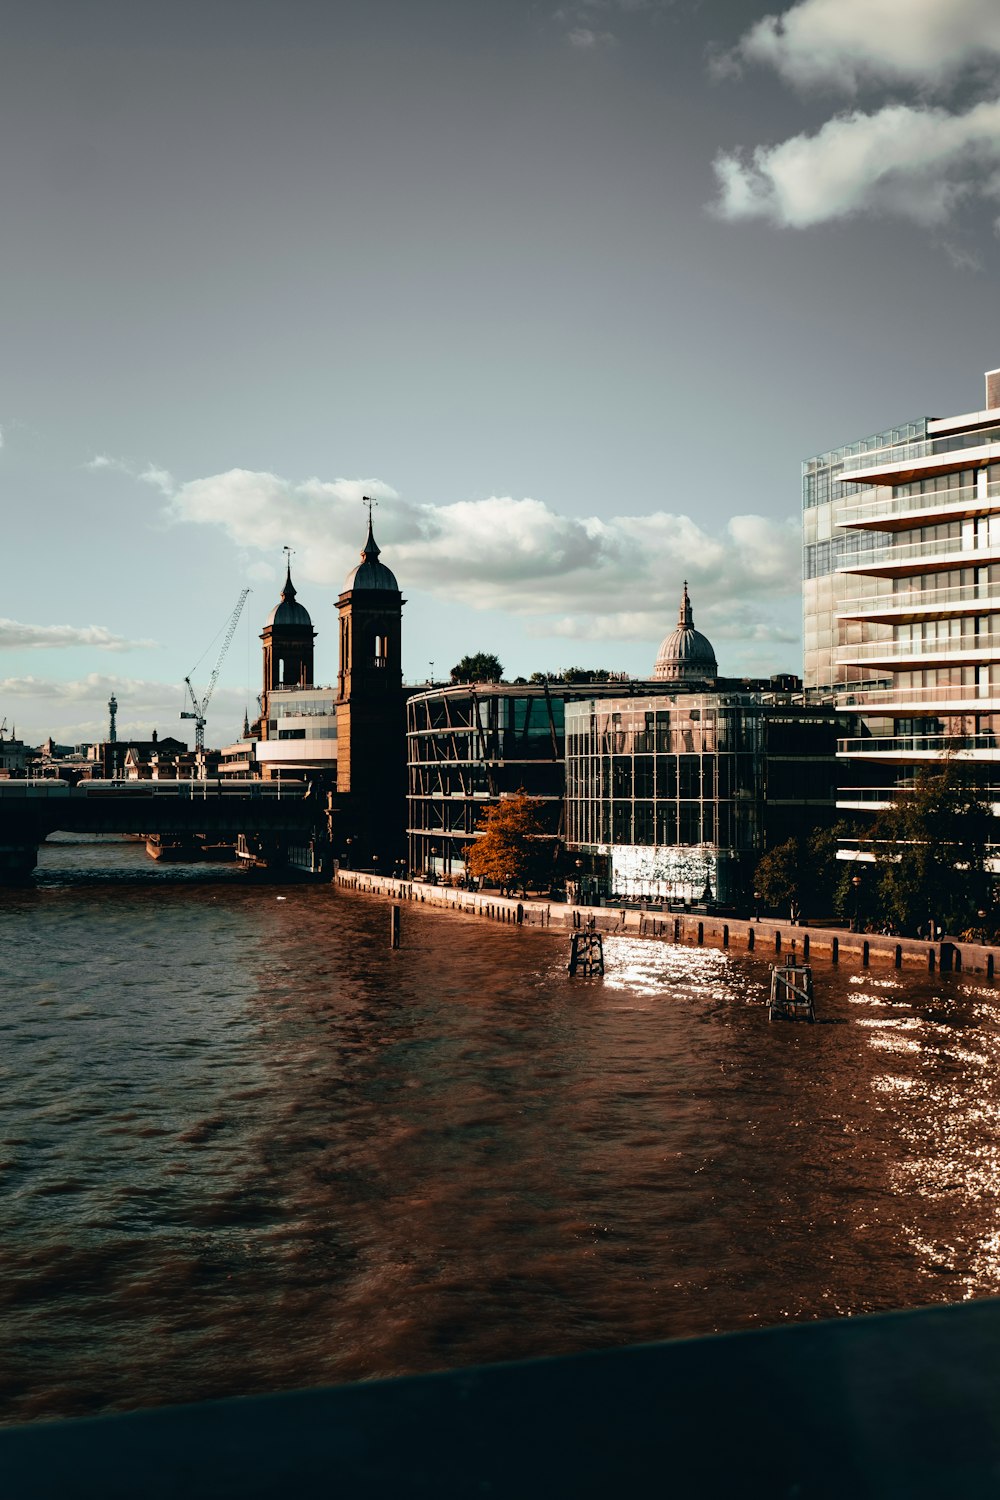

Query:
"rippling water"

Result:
[[2, 835, 998, 1424]]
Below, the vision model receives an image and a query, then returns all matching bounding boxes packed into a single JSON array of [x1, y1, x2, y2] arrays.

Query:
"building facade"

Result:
[[806, 368, 1000, 846], [407, 587, 846, 900], [564, 693, 763, 903]]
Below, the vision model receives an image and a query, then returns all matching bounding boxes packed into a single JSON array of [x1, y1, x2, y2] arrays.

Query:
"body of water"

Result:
[[1, 836, 998, 1424]]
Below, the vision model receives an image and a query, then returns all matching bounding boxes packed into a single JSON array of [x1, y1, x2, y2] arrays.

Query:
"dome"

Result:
[[653, 583, 718, 682], [344, 518, 399, 592], [266, 565, 313, 628]]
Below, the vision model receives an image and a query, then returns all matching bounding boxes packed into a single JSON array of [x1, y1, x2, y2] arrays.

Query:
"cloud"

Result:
[[138, 463, 175, 497], [712, 98, 1000, 227], [0, 619, 155, 651], [85, 454, 175, 494], [98, 463, 801, 651], [568, 27, 617, 49], [0, 674, 247, 746], [726, 0, 1000, 93]]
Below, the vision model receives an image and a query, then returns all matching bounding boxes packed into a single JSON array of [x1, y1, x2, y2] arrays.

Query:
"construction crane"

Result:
[[181, 588, 251, 754]]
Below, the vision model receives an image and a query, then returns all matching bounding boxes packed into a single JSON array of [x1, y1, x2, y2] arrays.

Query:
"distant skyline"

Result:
[[4, 0, 1000, 745]]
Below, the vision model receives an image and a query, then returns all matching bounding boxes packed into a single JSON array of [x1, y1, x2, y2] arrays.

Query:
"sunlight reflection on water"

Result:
[[3, 839, 1000, 1423]]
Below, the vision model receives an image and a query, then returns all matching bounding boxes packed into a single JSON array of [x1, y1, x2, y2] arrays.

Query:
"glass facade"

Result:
[[564, 696, 764, 903], [808, 374, 1000, 844], [407, 684, 576, 876]]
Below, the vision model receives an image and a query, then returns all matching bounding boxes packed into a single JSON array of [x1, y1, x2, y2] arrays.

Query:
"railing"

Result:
[[0, 778, 309, 799], [837, 484, 992, 527], [841, 634, 1000, 662], [840, 533, 1000, 571], [837, 683, 998, 709], [838, 425, 1000, 476], [838, 734, 1000, 756], [839, 581, 1000, 617]]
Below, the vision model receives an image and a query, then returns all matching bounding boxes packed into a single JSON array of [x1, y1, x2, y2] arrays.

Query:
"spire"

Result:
[[361, 496, 381, 562], [281, 545, 297, 601], [678, 581, 693, 630], [361, 517, 381, 562], [243, 707, 251, 738]]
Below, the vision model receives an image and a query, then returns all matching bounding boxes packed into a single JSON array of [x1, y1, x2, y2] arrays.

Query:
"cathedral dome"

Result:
[[345, 517, 399, 592], [267, 565, 313, 628], [653, 583, 718, 682]]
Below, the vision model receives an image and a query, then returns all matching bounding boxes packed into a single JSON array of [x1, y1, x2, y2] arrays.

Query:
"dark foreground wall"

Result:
[[6, 1298, 1000, 1498]]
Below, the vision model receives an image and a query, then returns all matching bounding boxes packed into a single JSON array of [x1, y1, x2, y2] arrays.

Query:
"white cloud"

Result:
[[85, 454, 174, 493], [0, 674, 247, 746], [0, 619, 155, 651], [713, 98, 1000, 227], [138, 463, 175, 497], [568, 27, 617, 49], [728, 0, 1000, 93], [101, 463, 802, 654]]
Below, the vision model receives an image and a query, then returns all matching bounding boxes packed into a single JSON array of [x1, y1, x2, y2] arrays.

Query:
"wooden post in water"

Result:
[[390, 904, 401, 949], [568, 930, 605, 977]]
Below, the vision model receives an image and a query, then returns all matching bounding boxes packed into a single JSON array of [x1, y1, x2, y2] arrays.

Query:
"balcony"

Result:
[[837, 482, 999, 532], [837, 682, 999, 714], [839, 533, 1000, 577], [837, 734, 1000, 761], [839, 435, 1000, 486], [838, 581, 1000, 625], [838, 634, 1000, 670]]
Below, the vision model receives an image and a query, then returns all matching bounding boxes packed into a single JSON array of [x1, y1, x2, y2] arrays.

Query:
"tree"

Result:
[[753, 838, 800, 913], [464, 789, 553, 896], [869, 762, 992, 937], [752, 823, 851, 919], [451, 652, 503, 684]]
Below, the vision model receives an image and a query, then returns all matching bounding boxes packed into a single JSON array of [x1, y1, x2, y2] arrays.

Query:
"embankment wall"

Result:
[[335, 871, 999, 980]]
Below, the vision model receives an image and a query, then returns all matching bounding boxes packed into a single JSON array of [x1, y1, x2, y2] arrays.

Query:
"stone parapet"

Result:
[[335, 871, 999, 979]]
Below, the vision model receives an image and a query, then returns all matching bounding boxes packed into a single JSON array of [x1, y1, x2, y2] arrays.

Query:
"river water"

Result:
[[2, 836, 999, 1424]]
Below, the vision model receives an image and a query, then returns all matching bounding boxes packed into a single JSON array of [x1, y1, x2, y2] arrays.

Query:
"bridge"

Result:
[[0, 779, 326, 879]]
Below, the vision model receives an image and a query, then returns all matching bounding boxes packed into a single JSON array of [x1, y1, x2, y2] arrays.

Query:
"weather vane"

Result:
[[363, 495, 378, 524], [283, 543, 294, 571]]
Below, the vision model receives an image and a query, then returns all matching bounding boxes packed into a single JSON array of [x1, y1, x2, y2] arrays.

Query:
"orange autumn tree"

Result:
[[464, 789, 553, 897]]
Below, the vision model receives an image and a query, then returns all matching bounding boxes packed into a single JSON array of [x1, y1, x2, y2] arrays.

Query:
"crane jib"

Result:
[[180, 588, 251, 752]]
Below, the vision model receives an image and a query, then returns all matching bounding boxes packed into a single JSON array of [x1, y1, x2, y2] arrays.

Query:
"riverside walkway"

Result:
[[337, 870, 999, 979]]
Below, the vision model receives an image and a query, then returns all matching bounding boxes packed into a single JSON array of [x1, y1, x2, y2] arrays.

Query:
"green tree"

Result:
[[450, 652, 504, 684], [464, 789, 553, 896], [753, 838, 801, 914], [752, 823, 851, 919], [561, 666, 612, 684], [869, 762, 992, 936]]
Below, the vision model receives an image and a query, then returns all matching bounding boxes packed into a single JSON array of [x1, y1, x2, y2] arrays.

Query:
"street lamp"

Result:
[[753, 889, 761, 923], [851, 873, 862, 933]]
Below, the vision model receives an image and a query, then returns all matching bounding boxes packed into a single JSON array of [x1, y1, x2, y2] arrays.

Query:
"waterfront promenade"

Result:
[[337, 870, 1000, 979]]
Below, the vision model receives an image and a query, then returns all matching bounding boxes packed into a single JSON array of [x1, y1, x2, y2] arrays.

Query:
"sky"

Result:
[[4, 0, 1000, 747]]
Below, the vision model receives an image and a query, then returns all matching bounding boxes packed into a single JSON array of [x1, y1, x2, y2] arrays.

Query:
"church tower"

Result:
[[261, 560, 316, 696], [335, 508, 406, 858]]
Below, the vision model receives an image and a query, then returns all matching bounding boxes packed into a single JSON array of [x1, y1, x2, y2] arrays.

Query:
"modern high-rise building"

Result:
[[804, 367, 1000, 837]]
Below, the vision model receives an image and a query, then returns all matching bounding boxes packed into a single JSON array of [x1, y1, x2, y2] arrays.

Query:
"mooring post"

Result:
[[390, 904, 401, 949]]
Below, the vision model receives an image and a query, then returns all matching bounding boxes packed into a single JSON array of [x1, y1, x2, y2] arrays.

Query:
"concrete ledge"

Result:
[[336, 872, 1000, 979], [7, 1298, 1000, 1497]]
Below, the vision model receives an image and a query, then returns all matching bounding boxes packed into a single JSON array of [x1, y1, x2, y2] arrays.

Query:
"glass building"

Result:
[[805, 368, 1000, 842], [407, 682, 612, 878], [564, 694, 763, 903]]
